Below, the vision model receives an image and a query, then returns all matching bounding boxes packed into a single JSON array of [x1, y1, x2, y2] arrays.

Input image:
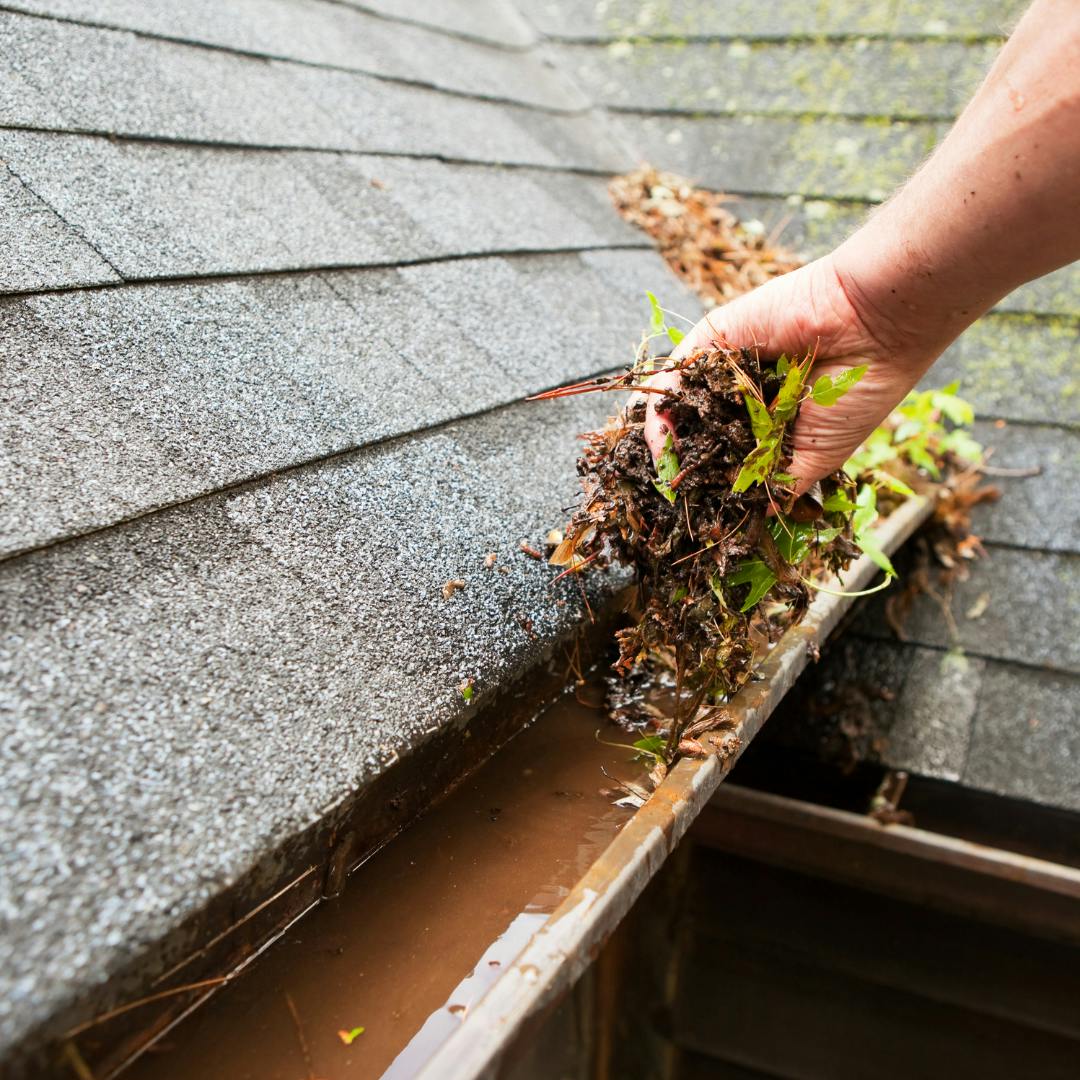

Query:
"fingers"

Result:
[[643, 285, 778, 462], [643, 368, 681, 459]]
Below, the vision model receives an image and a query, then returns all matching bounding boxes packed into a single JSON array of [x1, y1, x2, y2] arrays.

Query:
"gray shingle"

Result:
[[0, 11, 346, 147], [612, 113, 942, 201], [963, 661, 1080, 812], [279, 62, 630, 169], [0, 390, 616, 1056], [526, 0, 1025, 41], [929, 315, 1079, 427], [0, 164, 120, 292], [0, 11, 628, 171], [4, 0, 586, 110], [969, 422, 1080, 552], [558, 38, 996, 119], [0, 249, 694, 556], [0, 131, 639, 282], [341, 0, 536, 48], [854, 547, 1080, 675], [881, 647, 982, 781]]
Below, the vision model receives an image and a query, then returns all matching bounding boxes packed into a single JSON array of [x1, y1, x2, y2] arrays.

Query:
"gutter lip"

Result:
[[415, 492, 934, 1080]]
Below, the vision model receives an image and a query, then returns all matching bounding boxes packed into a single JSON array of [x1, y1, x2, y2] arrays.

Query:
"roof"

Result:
[[1, 0, 1077, 1066]]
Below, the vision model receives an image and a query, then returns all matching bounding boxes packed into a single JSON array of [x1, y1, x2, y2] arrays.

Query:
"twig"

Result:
[[286, 992, 317, 1080], [977, 463, 1042, 478], [61, 1042, 94, 1080], [64, 978, 230, 1038]]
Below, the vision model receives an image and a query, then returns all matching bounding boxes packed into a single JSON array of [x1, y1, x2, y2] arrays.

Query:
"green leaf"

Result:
[[894, 419, 923, 442], [743, 394, 774, 442], [460, 684, 474, 702], [940, 429, 983, 462], [768, 518, 813, 564], [732, 433, 781, 493], [667, 325, 685, 346], [854, 531, 896, 577], [906, 442, 941, 479], [725, 559, 777, 612], [339, 1027, 366, 1045], [811, 364, 867, 406], [772, 471, 797, 485], [872, 470, 916, 498], [822, 489, 856, 513], [633, 734, 666, 760], [654, 433, 680, 502], [934, 392, 974, 426], [657, 434, 680, 482], [845, 427, 897, 477], [671, 585, 688, 603], [773, 363, 805, 423], [709, 572, 726, 605], [646, 290, 665, 335], [852, 484, 878, 535], [776, 355, 791, 377]]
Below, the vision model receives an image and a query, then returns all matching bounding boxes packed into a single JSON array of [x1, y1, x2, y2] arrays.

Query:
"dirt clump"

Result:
[[548, 346, 859, 762]]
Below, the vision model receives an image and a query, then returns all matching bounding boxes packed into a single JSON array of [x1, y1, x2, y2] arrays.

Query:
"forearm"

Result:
[[833, 0, 1080, 366]]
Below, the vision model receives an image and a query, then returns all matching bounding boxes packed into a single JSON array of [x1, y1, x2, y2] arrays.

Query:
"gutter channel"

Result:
[[416, 493, 934, 1080]]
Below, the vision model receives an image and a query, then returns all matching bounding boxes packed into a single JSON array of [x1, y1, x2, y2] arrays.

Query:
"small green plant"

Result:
[[845, 382, 982, 482], [728, 355, 868, 495], [646, 291, 685, 348]]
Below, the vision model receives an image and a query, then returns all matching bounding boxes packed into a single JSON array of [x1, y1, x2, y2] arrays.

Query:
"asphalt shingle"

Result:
[[963, 661, 1080, 812], [0, 249, 695, 556], [5, 0, 586, 110], [929, 315, 1079, 427], [0, 11, 345, 147], [0, 164, 120, 292], [0, 11, 628, 171], [558, 38, 996, 119], [526, 0, 1025, 41], [0, 131, 640, 283], [969, 422, 1080, 552], [613, 113, 942, 202], [0, 390, 618, 1057], [881, 647, 983, 782], [854, 546, 1080, 675], [341, 0, 537, 48]]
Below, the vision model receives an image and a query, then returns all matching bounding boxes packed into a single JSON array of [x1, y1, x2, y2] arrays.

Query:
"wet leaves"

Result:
[[610, 167, 801, 306]]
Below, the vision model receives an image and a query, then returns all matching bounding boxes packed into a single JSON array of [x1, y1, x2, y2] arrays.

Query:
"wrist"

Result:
[[830, 198, 990, 371]]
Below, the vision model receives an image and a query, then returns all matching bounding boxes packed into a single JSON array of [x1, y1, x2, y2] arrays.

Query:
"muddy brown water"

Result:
[[123, 690, 643, 1080]]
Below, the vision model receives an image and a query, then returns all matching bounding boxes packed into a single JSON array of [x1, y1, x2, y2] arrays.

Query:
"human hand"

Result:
[[643, 253, 945, 492]]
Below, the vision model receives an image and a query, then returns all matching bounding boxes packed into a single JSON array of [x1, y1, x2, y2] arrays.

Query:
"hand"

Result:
[[643, 253, 940, 492], [646, 0, 1080, 490]]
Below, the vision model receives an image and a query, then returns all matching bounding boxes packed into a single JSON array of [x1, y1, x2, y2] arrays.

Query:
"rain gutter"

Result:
[[415, 492, 934, 1080]]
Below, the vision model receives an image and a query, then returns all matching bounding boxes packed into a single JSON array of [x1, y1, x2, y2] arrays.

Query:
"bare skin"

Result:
[[645, 0, 1080, 490]]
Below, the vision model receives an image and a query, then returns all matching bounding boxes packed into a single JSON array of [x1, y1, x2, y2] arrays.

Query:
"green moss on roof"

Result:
[[573, 37, 997, 119]]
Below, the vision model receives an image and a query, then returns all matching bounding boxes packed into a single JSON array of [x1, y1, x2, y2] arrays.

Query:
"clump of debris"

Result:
[[609, 166, 801, 306], [537, 341, 873, 775]]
